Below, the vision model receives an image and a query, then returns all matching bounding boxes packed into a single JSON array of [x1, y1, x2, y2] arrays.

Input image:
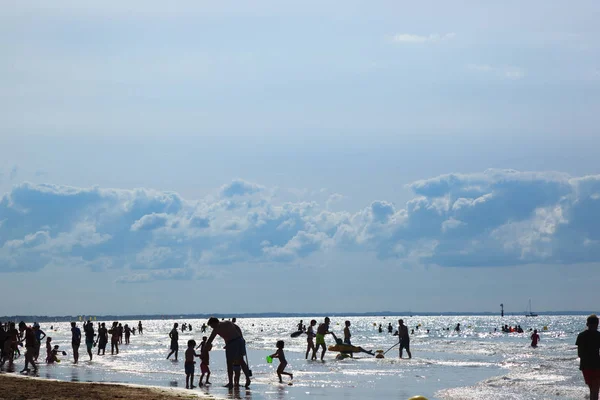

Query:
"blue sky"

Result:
[[1, 1, 599, 316]]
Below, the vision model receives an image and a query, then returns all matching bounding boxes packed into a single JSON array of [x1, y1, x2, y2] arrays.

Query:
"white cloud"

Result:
[[1, 170, 600, 280], [392, 33, 456, 43], [220, 179, 265, 198]]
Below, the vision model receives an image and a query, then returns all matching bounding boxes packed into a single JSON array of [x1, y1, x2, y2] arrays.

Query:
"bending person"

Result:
[[203, 317, 251, 388]]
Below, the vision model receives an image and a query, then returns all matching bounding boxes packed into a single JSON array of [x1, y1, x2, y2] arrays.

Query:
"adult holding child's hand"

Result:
[[203, 317, 251, 389]]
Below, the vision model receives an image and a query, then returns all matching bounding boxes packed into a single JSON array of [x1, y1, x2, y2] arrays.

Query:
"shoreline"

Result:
[[0, 373, 206, 400]]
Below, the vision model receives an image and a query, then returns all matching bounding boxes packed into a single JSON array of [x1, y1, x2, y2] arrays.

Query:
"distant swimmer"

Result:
[[305, 320, 317, 360], [297, 320, 304, 332], [530, 329, 540, 348], [167, 323, 179, 361], [454, 323, 461, 332], [315, 317, 332, 361], [398, 319, 412, 359], [378, 324, 383, 333], [70, 322, 81, 364], [576, 314, 600, 400], [387, 323, 393, 333]]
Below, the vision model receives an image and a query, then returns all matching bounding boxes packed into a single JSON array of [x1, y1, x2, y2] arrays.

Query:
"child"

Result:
[[270, 340, 293, 383], [185, 339, 200, 389], [45, 337, 54, 363], [198, 337, 211, 387]]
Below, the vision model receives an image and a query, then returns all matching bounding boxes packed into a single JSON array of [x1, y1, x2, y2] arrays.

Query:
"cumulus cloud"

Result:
[[1, 169, 599, 281], [220, 179, 264, 198], [392, 33, 456, 43]]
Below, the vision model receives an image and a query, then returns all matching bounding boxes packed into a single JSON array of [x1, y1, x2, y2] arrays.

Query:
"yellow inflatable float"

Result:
[[408, 396, 428, 400]]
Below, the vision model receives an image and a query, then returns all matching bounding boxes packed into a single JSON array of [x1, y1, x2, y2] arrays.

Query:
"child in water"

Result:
[[198, 337, 211, 387], [530, 329, 540, 348], [269, 340, 293, 383], [185, 340, 200, 389]]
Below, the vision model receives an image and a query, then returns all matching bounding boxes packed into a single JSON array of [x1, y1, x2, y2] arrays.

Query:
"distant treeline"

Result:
[[1, 311, 596, 322]]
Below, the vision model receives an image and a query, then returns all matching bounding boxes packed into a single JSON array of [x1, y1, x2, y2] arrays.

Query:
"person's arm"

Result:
[[202, 330, 218, 355], [40, 329, 46, 340]]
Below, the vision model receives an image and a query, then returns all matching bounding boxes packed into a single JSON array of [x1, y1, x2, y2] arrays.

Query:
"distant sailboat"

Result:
[[525, 299, 538, 317]]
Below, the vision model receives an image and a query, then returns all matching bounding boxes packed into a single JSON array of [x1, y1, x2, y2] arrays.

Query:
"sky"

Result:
[[1, 1, 599, 316]]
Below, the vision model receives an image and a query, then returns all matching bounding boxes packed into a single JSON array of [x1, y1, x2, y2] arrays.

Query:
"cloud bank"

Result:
[[1, 170, 598, 282]]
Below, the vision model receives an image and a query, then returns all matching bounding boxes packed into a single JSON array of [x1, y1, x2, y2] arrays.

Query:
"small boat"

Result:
[[525, 299, 538, 317]]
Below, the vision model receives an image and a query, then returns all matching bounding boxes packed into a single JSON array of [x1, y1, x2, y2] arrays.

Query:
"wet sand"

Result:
[[0, 374, 202, 400]]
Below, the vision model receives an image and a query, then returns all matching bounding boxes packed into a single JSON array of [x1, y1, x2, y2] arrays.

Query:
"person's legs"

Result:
[[72, 344, 79, 363], [186, 373, 190, 389]]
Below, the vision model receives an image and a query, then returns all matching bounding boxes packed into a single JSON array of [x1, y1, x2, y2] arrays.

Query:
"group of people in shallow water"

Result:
[[0, 320, 144, 372], [1, 315, 599, 399]]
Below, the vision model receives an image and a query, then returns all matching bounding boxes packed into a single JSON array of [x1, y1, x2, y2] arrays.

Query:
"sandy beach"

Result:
[[0, 374, 202, 400]]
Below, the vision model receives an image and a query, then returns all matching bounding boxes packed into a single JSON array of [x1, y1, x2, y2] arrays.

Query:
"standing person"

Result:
[[3, 322, 18, 365], [378, 324, 383, 333], [343, 320, 352, 345], [184, 339, 200, 389], [203, 317, 251, 389], [201, 323, 207, 333], [167, 323, 179, 361], [71, 322, 81, 364], [124, 324, 132, 345], [387, 323, 393, 333], [110, 322, 119, 355], [269, 340, 293, 383], [138, 321, 143, 335], [18, 322, 37, 373], [530, 329, 540, 348], [33, 323, 46, 362], [83, 320, 95, 361], [198, 337, 212, 387], [305, 320, 317, 360], [96, 323, 108, 355], [576, 314, 600, 400], [118, 323, 124, 344], [297, 320, 304, 332], [398, 319, 412, 359], [314, 317, 331, 361]]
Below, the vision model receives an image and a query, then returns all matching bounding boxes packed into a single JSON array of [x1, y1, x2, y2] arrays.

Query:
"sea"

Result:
[[0, 315, 590, 400]]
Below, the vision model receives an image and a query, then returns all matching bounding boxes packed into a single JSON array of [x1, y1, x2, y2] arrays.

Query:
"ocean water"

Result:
[[0, 315, 589, 400]]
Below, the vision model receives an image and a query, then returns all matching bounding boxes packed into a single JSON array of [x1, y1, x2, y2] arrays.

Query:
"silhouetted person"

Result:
[[110, 322, 119, 355], [97, 323, 108, 355], [167, 323, 179, 361], [18, 321, 37, 373], [455, 323, 461, 332], [203, 317, 251, 388], [305, 320, 317, 360], [378, 324, 383, 333], [387, 323, 393, 333], [315, 317, 332, 361], [531, 329, 540, 348], [32, 323, 46, 362], [71, 322, 81, 363], [124, 324, 132, 344], [576, 314, 600, 400], [83, 320, 95, 361], [398, 319, 412, 359]]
